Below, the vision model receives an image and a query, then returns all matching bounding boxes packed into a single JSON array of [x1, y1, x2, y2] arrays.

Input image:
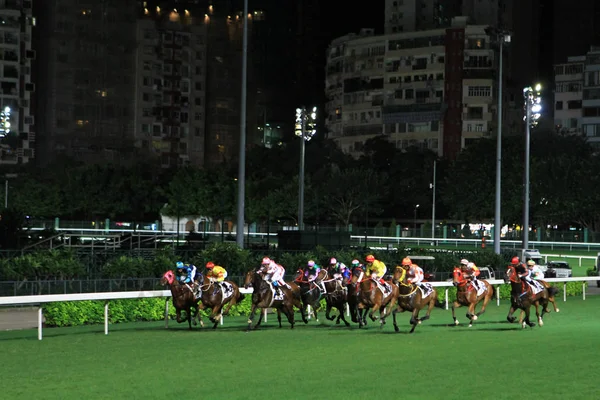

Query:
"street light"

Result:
[[430, 160, 436, 240], [485, 27, 511, 255], [0, 106, 11, 137], [295, 106, 317, 230], [235, 0, 248, 248], [413, 204, 420, 236], [522, 83, 542, 256]]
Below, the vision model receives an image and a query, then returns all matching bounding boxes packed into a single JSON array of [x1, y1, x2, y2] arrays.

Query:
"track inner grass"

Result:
[[1, 297, 598, 400]]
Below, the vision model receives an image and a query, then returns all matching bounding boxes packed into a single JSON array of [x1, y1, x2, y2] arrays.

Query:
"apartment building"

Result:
[[553, 56, 584, 135], [0, 0, 35, 164], [135, 8, 207, 168], [325, 19, 498, 159], [384, 0, 511, 34], [582, 47, 600, 148]]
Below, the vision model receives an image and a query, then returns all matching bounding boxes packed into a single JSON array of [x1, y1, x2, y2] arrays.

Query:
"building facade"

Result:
[[553, 56, 584, 135], [325, 19, 498, 160], [0, 0, 35, 165], [135, 7, 207, 168], [582, 47, 600, 148]]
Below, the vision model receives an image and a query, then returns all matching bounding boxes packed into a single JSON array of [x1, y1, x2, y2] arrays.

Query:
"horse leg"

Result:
[[506, 301, 517, 323], [409, 309, 420, 333], [222, 293, 236, 316], [369, 301, 381, 322], [187, 307, 193, 330], [420, 296, 435, 322], [175, 309, 183, 323], [284, 305, 295, 329], [392, 306, 400, 333], [277, 308, 283, 328], [523, 305, 536, 328], [451, 301, 462, 326], [466, 303, 477, 327], [247, 303, 257, 331], [211, 306, 222, 329], [475, 290, 492, 318], [325, 301, 335, 321], [338, 304, 351, 327]]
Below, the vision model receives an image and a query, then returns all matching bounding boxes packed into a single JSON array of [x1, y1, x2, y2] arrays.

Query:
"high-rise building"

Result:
[[553, 56, 584, 136], [325, 19, 499, 160], [0, 0, 35, 165], [34, 0, 138, 166], [582, 47, 600, 149], [384, 0, 511, 34], [135, 5, 208, 168]]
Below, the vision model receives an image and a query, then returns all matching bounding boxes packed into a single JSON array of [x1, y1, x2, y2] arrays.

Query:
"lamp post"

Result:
[[413, 204, 420, 236], [235, 0, 248, 248], [430, 160, 436, 240], [522, 84, 542, 256], [295, 106, 317, 230], [486, 27, 511, 254]]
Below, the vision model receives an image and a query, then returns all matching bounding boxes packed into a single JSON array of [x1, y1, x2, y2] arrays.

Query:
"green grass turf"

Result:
[[1, 296, 599, 400]]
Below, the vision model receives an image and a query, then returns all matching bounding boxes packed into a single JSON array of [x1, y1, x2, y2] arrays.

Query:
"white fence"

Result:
[[1, 278, 599, 340]]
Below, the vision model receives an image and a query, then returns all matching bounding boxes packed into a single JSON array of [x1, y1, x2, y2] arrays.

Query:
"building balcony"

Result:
[[463, 112, 493, 121]]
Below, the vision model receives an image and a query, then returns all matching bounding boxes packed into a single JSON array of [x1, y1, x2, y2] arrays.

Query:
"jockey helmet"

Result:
[[206, 261, 215, 269], [365, 255, 375, 263], [460, 259, 469, 266], [176, 261, 184, 268], [262, 257, 271, 265], [307, 260, 315, 267], [401, 257, 412, 266], [330, 258, 337, 265], [351, 259, 359, 265], [527, 260, 535, 266], [511, 256, 520, 265]]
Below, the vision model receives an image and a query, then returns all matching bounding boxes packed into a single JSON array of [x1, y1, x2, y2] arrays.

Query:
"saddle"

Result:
[[375, 280, 392, 296]]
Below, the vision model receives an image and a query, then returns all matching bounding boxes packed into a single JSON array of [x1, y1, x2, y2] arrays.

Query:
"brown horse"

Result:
[[504, 265, 559, 328], [391, 266, 445, 333], [350, 268, 399, 328], [346, 266, 365, 324], [160, 270, 201, 330], [451, 267, 495, 327], [294, 268, 328, 322], [195, 271, 245, 329], [518, 277, 560, 324], [243, 268, 307, 330], [319, 267, 351, 326]]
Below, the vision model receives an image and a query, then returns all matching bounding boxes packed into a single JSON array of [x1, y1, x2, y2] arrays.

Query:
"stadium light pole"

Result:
[[295, 106, 317, 230], [236, 0, 248, 248], [522, 83, 542, 258], [486, 27, 511, 254]]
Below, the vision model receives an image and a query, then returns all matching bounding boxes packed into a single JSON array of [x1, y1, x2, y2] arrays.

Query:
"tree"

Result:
[[317, 168, 387, 226]]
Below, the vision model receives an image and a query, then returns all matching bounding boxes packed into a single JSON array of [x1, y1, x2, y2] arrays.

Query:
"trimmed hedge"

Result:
[[44, 295, 257, 327]]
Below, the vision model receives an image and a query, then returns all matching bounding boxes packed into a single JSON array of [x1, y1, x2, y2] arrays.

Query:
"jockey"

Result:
[[206, 261, 228, 295], [407, 263, 425, 288], [351, 259, 365, 271], [527, 260, 545, 280], [305, 260, 321, 282], [514, 257, 542, 292], [262, 257, 289, 295], [462, 261, 481, 290], [176, 261, 197, 285], [365, 254, 387, 285], [329, 258, 350, 283]]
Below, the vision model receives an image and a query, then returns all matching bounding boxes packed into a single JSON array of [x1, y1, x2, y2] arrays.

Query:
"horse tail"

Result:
[[547, 285, 559, 298], [434, 296, 445, 309]]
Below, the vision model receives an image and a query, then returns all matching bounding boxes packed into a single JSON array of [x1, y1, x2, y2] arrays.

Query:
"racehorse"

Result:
[[160, 270, 201, 330], [294, 268, 328, 322], [319, 267, 351, 326], [451, 267, 495, 327], [350, 267, 399, 328], [243, 268, 307, 330], [391, 266, 445, 333], [518, 278, 560, 324], [504, 265, 559, 328], [346, 266, 365, 324], [195, 272, 245, 329]]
